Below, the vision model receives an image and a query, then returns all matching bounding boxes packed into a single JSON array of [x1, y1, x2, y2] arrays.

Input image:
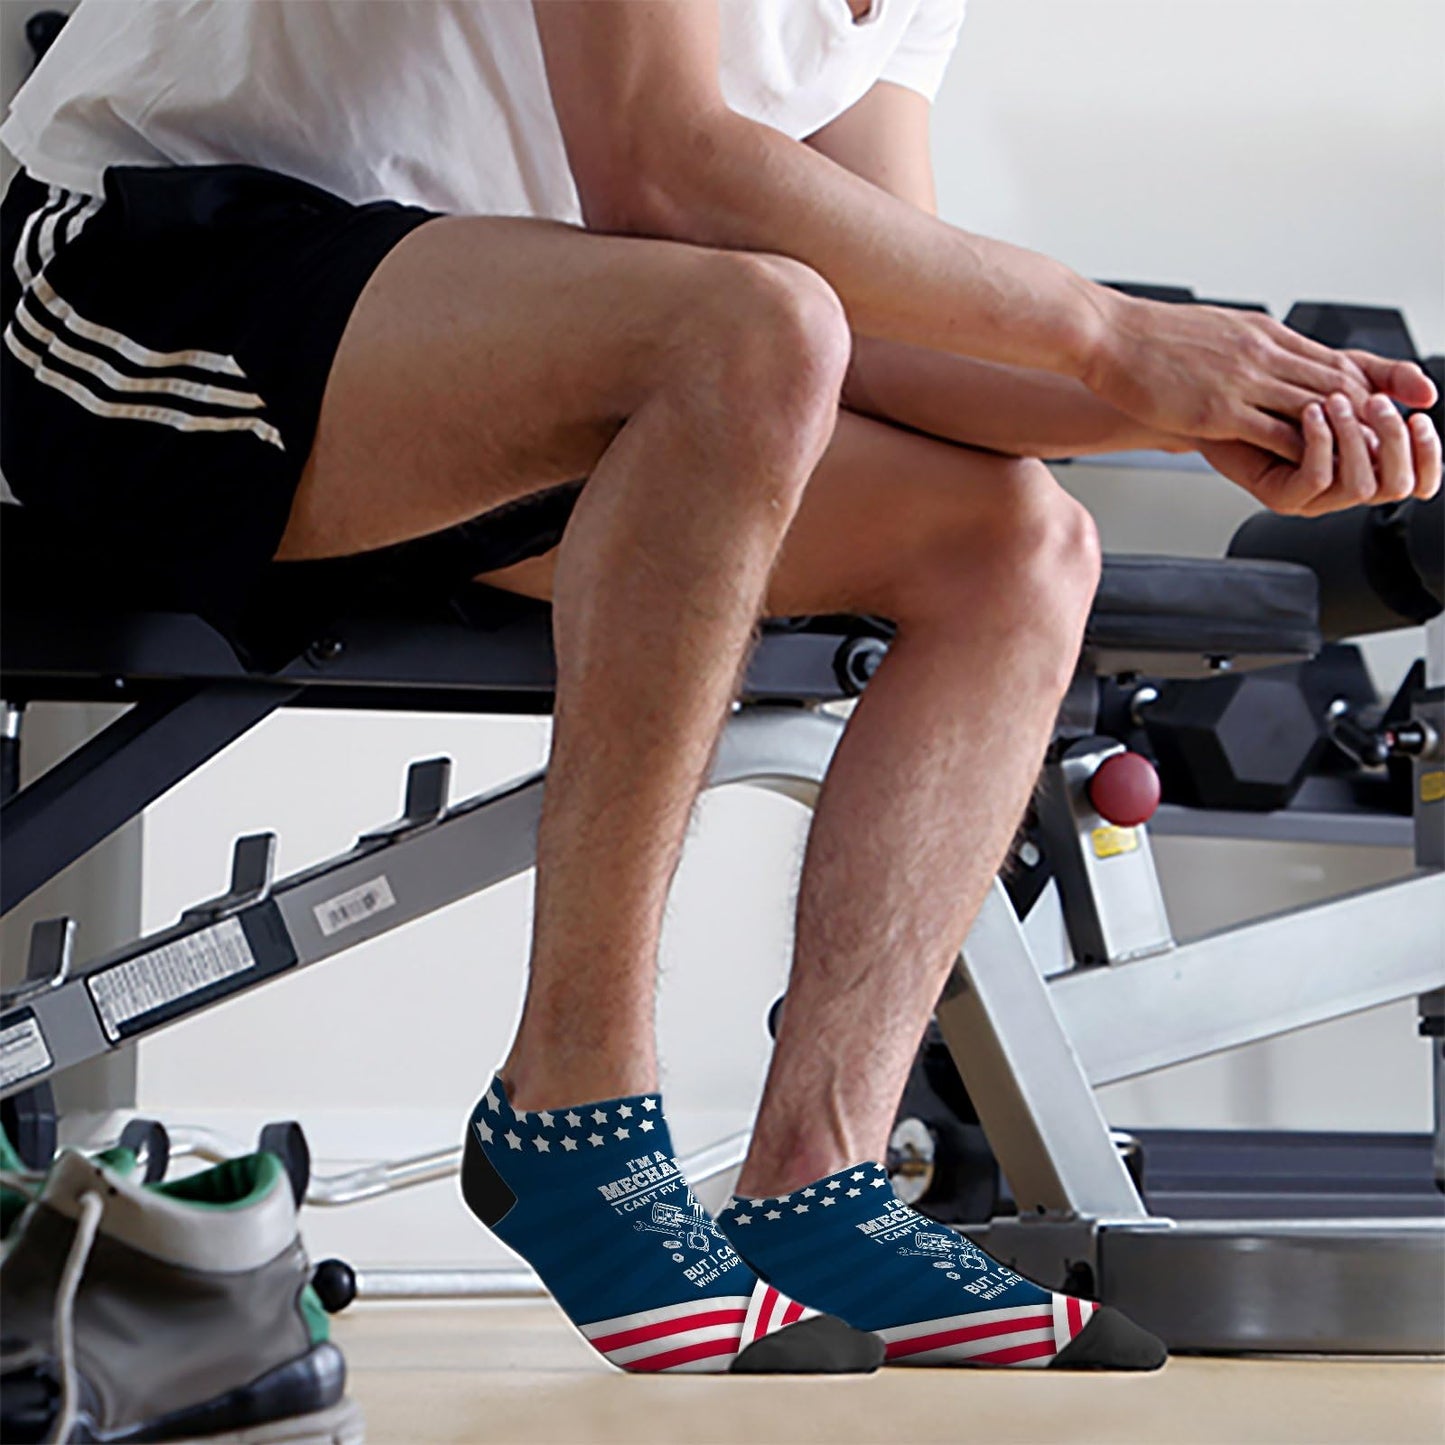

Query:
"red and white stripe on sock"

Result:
[[879, 1296, 1099, 1367], [581, 1279, 816, 1373]]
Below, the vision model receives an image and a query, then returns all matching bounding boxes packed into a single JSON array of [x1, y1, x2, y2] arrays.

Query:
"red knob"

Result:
[[1088, 751, 1161, 828]]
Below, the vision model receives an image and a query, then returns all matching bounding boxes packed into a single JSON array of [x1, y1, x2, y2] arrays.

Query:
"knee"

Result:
[[905, 459, 1102, 657], [681, 252, 850, 471]]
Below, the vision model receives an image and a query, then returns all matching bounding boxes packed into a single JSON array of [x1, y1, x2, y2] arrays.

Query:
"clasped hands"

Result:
[[1087, 294, 1441, 515]]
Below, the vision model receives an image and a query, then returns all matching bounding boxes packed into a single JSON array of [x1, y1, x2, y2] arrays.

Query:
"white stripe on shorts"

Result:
[[31, 275, 249, 378], [4, 324, 285, 450], [11, 303, 268, 412], [12, 185, 67, 289], [35, 192, 89, 277], [63, 195, 104, 246]]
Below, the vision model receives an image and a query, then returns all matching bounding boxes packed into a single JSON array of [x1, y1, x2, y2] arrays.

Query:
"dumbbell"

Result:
[[1284, 302, 1420, 363], [1135, 669, 1328, 812]]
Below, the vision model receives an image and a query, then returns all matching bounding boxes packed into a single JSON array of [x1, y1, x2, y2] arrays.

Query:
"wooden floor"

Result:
[[338, 1301, 1445, 1445]]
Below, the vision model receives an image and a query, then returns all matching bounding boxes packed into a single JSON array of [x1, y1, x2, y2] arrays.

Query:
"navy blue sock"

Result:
[[718, 1161, 1164, 1370], [459, 1078, 882, 1374]]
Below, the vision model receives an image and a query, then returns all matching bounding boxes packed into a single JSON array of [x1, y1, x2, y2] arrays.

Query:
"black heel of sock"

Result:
[[460, 1120, 517, 1228], [731, 1316, 885, 1375], [1051, 1307, 1168, 1371]]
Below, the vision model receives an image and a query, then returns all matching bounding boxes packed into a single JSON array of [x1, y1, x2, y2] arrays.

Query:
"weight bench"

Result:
[[2, 497, 1442, 1354]]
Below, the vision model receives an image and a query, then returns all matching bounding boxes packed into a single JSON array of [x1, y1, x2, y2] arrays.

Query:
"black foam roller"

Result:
[[1230, 501, 1441, 640]]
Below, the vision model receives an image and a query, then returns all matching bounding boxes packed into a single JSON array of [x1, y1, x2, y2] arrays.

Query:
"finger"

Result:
[[1258, 379, 1331, 420], [1369, 396, 1414, 502], [1238, 408, 1305, 464], [1411, 413, 1442, 500], [1272, 330, 1373, 407], [1347, 352, 1439, 410], [1258, 402, 1332, 514], [1327, 391, 1377, 505], [1285, 401, 1337, 513]]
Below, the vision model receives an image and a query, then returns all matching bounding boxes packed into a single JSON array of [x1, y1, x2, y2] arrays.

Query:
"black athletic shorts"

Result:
[[1, 164, 583, 668]]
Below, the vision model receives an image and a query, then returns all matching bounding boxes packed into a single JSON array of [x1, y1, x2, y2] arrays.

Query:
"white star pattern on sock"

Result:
[[821, 1197, 836, 1207], [592, 1109, 607, 1124], [827, 1180, 841, 1190], [734, 1215, 752, 1225], [851, 1171, 865, 1181], [871, 1177, 887, 1187], [475, 1121, 493, 1144], [538, 1111, 554, 1128], [642, 1098, 658, 1111], [505, 1131, 522, 1150], [777, 1195, 791, 1204], [640, 1120, 655, 1132], [534, 1138, 550, 1152], [765, 1209, 782, 1220], [617, 1104, 633, 1118], [588, 1134, 604, 1147], [565, 1112, 582, 1128], [561, 1137, 578, 1151], [847, 1187, 861, 1197], [802, 1187, 816, 1197], [794, 1204, 809, 1214], [485, 1089, 499, 1112], [614, 1127, 630, 1140]]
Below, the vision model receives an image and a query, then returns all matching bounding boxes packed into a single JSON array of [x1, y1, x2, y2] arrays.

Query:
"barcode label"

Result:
[[87, 918, 256, 1042], [0, 1012, 52, 1089], [313, 876, 396, 937]]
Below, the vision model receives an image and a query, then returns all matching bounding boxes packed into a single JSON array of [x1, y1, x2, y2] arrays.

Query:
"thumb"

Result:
[[1355, 354, 1437, 409]]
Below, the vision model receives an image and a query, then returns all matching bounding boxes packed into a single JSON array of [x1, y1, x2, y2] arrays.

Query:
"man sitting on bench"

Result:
[[2, 0, 1438, 1382]]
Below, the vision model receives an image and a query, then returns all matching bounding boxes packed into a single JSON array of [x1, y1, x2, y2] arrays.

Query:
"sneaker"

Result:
[[0, 1124, 155, 1242], [1, 1148, 362, 1444]]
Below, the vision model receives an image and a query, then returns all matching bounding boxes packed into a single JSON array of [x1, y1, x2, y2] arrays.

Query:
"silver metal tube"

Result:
[[305, 1147, 462, 1206], [356, 1268, 543, 1299]]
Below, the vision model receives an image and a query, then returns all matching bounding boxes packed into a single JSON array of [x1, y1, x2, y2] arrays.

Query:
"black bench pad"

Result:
[[1086, 554, 1319, 659], [0, 554, 1319, 709]]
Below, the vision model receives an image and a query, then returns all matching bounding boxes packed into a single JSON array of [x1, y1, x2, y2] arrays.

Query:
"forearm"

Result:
[[592, 111, 1112, 379], [844, 337, 1181, 458]]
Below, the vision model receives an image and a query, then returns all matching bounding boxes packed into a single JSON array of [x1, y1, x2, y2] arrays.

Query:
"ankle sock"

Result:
[[718, 1161, 1165, 1370], [460, 1078, 882, 1374]]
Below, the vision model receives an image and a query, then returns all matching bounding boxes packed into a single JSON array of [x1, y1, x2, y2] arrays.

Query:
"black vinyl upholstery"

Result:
[[0, 504, 1321, 707]]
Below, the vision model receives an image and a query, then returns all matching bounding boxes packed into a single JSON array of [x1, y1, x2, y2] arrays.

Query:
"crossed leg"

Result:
[[284, 212, 1098, 1169], [478, 412, 1100, 1193], [282, 214, 1156, 1370]]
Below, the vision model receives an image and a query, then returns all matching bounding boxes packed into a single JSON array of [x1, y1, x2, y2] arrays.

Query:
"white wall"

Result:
[[934, 0, 1445, 354], [5, 0, 1440, 1268]]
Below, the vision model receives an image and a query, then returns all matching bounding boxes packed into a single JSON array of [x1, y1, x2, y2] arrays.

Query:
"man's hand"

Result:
[[1085, 292, 1438, 462], [1201, 395, 1441, 517]]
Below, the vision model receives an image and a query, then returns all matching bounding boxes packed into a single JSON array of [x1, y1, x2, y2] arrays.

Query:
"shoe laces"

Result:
[[0, 1168, 105, 1445]]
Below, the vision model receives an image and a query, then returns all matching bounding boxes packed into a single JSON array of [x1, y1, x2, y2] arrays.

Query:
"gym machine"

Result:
[[2, 299, 1442, 1352]]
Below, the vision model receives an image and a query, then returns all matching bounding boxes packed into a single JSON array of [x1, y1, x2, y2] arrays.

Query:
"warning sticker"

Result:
[[313, 876, 396, 938], [87, 918, 256, 1042], [1421, 770, 1445, 805], [0, 1011, 52, 1090], [1091, 825, 1139, 860]]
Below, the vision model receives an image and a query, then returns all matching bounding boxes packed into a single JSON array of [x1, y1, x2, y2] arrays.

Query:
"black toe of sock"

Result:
[[731, 1315, 886, 1375], [1050, 1305, 1167, 1371]]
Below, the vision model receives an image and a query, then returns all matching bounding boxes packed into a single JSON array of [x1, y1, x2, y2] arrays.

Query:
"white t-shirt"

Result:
[[1, 0, 966, 219]]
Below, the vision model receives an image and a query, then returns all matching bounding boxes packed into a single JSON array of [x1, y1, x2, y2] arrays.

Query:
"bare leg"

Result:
[[479, 411, 1100, 1185], [739, 435, 1099, 1194], [282, 217, 850, 1109]]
